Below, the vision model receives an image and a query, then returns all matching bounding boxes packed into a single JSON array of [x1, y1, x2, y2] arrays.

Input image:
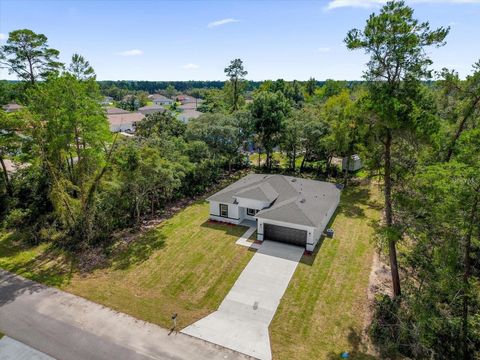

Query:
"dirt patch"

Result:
[[362, 251, 392, 355]]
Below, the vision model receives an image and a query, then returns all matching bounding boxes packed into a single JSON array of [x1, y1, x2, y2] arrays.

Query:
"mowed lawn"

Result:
[[0, 201, 254, 329], [270, 184, 381, 360]]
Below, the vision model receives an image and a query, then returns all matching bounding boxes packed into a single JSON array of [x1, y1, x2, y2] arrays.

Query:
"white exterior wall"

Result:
[[209, 201, 242, 225], [311, 194, 341, 249]]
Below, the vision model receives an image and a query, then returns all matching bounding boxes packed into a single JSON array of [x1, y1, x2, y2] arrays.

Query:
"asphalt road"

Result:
[[0, 269, 248, 360]]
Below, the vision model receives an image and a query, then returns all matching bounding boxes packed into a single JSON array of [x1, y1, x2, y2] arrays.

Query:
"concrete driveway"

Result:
[[0, 270, 247, 360], [0, 336, 55, 360], [182, 240, 304, 360]]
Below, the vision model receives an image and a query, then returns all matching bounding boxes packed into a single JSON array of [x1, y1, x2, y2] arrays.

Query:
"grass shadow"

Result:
[[326, 327, 377, 360], [111, 229, 166, 270], [337, 186, 372, 219], [200, 220, 249, 237]]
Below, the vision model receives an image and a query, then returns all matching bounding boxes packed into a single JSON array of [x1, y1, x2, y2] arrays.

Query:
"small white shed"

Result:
[[342, 154, 362, 172]]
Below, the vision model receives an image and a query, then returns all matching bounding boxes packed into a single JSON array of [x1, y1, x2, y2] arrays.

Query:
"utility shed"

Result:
[[342, 154, 362, 172]]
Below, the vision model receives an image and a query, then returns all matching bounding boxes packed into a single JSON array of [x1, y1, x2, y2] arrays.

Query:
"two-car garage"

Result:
[[263, 223, 307, 247]]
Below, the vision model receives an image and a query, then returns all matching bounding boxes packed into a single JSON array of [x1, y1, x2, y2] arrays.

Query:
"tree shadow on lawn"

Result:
[[326, 327, 377, 360], [111, 229, 166, 271], [0, 232, 73, 288], [200, 220, 249, 237]]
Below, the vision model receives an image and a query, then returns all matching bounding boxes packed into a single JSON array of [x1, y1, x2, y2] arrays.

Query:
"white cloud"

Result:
[[117, 49, 143, 56], [181, 63, 200, 69], [0, 33, 7, 40], [326, 0, 480, 10], [318, 47, 331, 53], [207, 18, 240, 28]]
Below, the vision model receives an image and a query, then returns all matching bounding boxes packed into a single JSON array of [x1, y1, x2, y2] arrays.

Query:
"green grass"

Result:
[[0, 201, 254, 328], [270, 184, 382, 360]]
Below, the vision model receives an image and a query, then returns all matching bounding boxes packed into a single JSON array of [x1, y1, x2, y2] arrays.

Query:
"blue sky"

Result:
[[1, 0, 479, 81]]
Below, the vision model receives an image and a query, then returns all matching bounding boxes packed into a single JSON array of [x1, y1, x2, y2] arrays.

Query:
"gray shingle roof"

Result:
[[208, 174, 341, 227]]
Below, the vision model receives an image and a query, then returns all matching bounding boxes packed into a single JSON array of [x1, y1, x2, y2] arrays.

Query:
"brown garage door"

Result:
[[264, 223, 307, 247]]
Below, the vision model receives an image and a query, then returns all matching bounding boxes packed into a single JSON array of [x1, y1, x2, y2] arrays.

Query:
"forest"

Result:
[[0, 1, 479, 359]]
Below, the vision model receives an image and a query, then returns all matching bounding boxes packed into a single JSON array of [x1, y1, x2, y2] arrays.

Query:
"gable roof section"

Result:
[[235, 182, 279, 203]]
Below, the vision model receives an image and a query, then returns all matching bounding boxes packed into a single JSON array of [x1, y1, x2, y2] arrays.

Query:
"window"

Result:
[[219, 204, 228, 217], [247, 208, 257, 216]]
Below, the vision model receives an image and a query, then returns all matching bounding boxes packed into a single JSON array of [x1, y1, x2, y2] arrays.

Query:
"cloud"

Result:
[[318, 47, 331, 53], [326, 0, 480, 10], [117, 49, 143, 56], [181, 63, 200, 69], [207, 18, 240, 28], [0, 33, 7, 40]]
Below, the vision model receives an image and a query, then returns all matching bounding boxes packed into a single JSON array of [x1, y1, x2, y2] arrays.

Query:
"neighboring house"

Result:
[[138, 104, 165, 115], [107, 112, 145, 132], [2, 159, 30, 178], [177, 109, 202, 123], [100, 96, 113, 106], [176, 94, 201, 106], [208, 174, 341, 251], [106, 107, 130, 115], [342, 154, 362, 172], [150, 94, 173, 106], [2, 103, 23, 113]]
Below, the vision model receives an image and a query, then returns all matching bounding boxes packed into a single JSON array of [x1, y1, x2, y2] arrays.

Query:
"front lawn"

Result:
[[270, 184, 381, 359], [0, 201, 254, 328]]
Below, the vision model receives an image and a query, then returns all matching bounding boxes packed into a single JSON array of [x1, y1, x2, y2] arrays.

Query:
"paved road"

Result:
[[182, 241, 304, 360], [0, 269, 247, 360]]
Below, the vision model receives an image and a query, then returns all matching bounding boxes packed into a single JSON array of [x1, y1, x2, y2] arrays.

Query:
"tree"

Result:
[[345, 0, 449, 297], [224, 58, 248, 112], [281, 110, 304, 171], [68, 53, 95, 80], [437, 61, 480, 162], [0, 29, 63, 84], [305, 77, 317, 97], [26, 73, 111, 246], [164, 84, 177, 99], [251, 91, 291, 169]]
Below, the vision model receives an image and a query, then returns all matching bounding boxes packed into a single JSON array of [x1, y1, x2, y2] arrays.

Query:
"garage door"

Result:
[[264, 223, 307, 247]]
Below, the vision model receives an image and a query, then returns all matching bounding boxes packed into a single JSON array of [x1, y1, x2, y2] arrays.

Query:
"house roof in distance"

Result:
[[138, 104, 165, 115], [107, 112, 144, 127], [208, 174, 341, 227], [106, 107, 130, 115], [2, 103, 23, 112]]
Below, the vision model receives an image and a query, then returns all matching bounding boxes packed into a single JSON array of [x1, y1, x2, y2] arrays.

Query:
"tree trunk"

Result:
[[292, 146, 296, 171], [445, 97, 480, 162], [300, 153, 307, 173], [385, 129, 401, 297], [462, 189, 478, 360], [344, 154, 350, 187], [0, 155, 13, 196]]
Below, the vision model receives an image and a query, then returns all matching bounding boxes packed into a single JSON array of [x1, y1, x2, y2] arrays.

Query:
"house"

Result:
[[177, 109, 202, 123], [342, 154, 362, 172], [100, 96, 113, 106], [138, 104, 165, 115], [176, 94, 202, 106], [2, 103, 23, 113], [150, 94, 173, 106], [208, 174, 341, 251], [106, 107, 130, 115], [107, 112, 145, 132]]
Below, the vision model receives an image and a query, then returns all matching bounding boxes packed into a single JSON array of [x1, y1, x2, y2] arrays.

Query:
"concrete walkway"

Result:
[[182, 241, 304, 360], [0, 336, 55, 360], [0, 269, 247, 360], [235, 225, 260, 250]]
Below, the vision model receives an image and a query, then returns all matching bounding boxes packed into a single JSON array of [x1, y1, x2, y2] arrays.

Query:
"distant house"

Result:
[[3, 159, 29, 178], [2, 103, 23, 113], [342, 154, 362, 172], [107, 112, 145, 132], [100, 96, 113, 106], [150, 94, 173, 106], [106, 107, 130, 115], [178, 109, 202, 123], [138, 104, 165, 115], [208, 174, 341, 251], [176, 94, 197, 104]]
